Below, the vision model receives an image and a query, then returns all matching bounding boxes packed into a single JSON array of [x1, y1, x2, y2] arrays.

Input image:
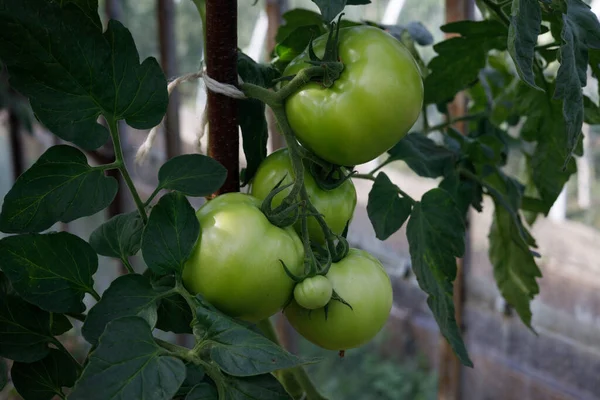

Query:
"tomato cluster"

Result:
[[183, 25, 422, 352]]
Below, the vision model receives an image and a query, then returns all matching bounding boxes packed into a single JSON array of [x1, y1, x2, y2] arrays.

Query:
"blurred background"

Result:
[[1, 0, 600, 399]]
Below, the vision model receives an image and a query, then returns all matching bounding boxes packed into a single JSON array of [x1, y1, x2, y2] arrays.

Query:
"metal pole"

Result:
[[158, 0, 182, 159], [206, 0, 239, 194]]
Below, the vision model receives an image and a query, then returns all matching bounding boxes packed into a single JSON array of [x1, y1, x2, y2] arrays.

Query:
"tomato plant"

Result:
[[283, 25, 424, 167], [182, 192, 304, 322], [285, 249, 393, 351], [251, 148, 357, 243], [293, 275, 333, 310], [0, 0, 598, 399]]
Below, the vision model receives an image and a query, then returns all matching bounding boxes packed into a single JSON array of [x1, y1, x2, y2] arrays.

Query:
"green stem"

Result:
[[96, 161, 121, 171], [107, 118, 148, 224], [479, 0, 511, 26], [155, 338, 197, 362], [123, 258, 135, 274], [352, 173, 416, 204], [144, 187, 161, 207], [52, 338, 83, 373], [174, 278, 204, 339], [256, 319, 326, 400], [89, 288, 101, 302]]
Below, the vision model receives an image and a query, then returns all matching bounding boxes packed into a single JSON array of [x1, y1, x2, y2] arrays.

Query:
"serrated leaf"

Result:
[[82, 274, 160, 346], [366, 173, 412, 240], [11, 348, 78, 400], [157, 154, 227, 197], [142, 192, 200, 275], [276, 9, 325, 43], [555, 0, 600, 156], [516, 83, 578, 212], [0, 0, 167, 149], [388, 133, 458, 178], [0, 145, 118, 234], [70, 317, 186, 400], [0, 232, 98, 313], [311, 0, 371, 22], [89, 211, 143, 261], [186, 383, 219, 400], [197, 306, 312, 377], [0, 358, 6, 391], [507, 0, 542, 90], [237, 52, 277, 186], [0, 295, 58, 362], [406, 189, 472, 367], [224, 374, 292, 400], [156, 294, 193, 334], [425, 20, 508, 104], [439, 171, 483, 217], [489, 206, 541, 328]]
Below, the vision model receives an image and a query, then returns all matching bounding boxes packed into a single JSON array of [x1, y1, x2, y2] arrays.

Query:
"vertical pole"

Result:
[[266, 0, 287, 151], [206, 0, 239, 194], [438, 0, 474, 399], [158, 0, 181, 159]]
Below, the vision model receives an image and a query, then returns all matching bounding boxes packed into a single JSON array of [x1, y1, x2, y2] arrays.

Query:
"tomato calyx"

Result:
[[308, 161, 355, 191], [305, 14, 345, 88], [323, 289, 354, 319], [260, 174, 302, 228]]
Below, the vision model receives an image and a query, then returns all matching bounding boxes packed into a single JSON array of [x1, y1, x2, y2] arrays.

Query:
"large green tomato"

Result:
[[283, 25, 424, 166], [250, 148, 357, 243], [182, 193, 304, 322], [284, 248, 393, 350]]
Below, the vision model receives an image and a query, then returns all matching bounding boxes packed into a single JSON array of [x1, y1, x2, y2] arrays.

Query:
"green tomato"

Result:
[[182, 193, 304, 322], [250, 148, 357, 243], [283, 25, 424, 167], [294, 275, 333, 310], [284, 248, 392, 351]]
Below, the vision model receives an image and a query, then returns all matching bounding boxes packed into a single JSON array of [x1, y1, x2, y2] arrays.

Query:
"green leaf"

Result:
[[507, 0, 542, 90], [141, 192, 200, 275], [11, 348, 78, 400], [156, 294, 193, 334], [425, 20, 508, 104], [273, 25, 322, 71], [489, 206, 540, 329], [555, 0, 600, 155], [0, 358, 6, 391], [0, 0, 167, 149], [82, 274, 159, 346], [516, 83, 578, 213], [89, 211, 144, 261], [584, 95, 600, 124], [178, 363, 206, 398], [186, 383, 219, 400], [366, 173, 412, 240], [197, 306, 311, 377], [406, 189, 472, 367], [0, 295, 58, 362], [70, 317, 186, 400], [439, 171, 483, 217], [387, 133, 457, 178], [276, 9, 325, 44], [237, 53, 277, 186], [51, 313, 73, 336], [0, 145, 118, 234], [0, 232, 98, 313], [311, 0, 371, 22], [224, 374, 292, 400], [157, 154, 227, 197]]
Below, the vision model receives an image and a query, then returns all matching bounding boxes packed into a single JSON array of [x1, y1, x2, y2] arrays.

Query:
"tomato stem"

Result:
[[107, 118, 148, 224]]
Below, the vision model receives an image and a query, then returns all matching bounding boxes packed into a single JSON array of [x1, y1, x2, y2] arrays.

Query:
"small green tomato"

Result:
[[293, 275, 333, 310]]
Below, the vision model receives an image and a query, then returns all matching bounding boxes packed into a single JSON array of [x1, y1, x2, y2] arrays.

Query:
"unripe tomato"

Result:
[[250, 148, 357, 243], [182, 193, 304, 322], [283, 25, 424, 166], [293, 275, 333, 310], [284, 248, 392, 350]]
